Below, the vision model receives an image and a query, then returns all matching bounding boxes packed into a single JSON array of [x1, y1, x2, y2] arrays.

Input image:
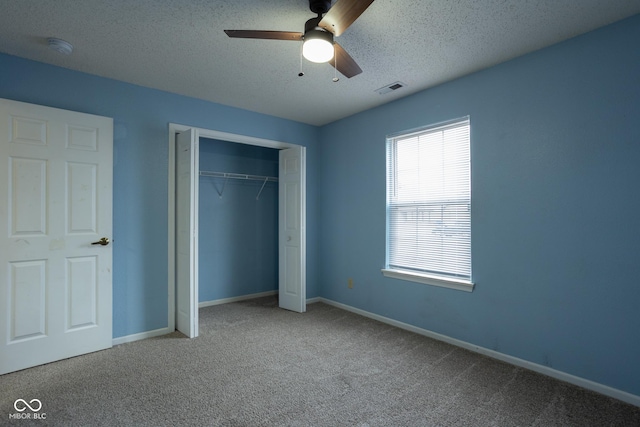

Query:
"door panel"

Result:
[[278, 146, 306, 313], [67, 162, 98, 233], [66, 256, 98, 329], [0, 98, 113, 374], [9, 260, 46, 341], [10, 157, 47, 235]]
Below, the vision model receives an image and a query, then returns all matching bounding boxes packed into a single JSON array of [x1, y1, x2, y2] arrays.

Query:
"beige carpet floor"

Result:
[[1, 296, 639, 426]]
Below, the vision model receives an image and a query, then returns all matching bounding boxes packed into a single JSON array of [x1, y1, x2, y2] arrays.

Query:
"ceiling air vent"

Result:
[[375, 81, 407, 95]]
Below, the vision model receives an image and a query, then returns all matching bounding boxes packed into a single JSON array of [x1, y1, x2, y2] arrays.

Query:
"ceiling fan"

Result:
[[224, 0, 374, 79]]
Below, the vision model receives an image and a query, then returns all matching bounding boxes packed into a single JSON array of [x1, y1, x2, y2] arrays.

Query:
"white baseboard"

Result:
[[199, 290, 278, 308], [316, 297, 640, 408], [306, 297, 321, 304], [112, 327, 172, 346]]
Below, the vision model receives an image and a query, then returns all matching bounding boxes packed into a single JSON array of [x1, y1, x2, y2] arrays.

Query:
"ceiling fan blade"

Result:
[[318, 0, 375, 37], [224, 30, 303, 41], [329, 43, 362, 78]]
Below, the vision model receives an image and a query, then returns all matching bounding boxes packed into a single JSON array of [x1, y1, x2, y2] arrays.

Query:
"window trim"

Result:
[[384, 116, 474, 292], [381, 268, 474, 292]]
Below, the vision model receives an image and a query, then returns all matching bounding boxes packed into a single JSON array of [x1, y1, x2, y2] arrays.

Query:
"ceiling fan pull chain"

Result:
[[332, 50, 339, 82], [298, 42, 305, 77]]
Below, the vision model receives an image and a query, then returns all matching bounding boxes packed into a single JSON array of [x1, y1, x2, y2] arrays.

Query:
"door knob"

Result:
[[91, 237, 110, 246]]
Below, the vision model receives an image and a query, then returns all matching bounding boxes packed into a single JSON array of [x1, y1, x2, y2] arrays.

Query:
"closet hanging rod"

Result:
[[199, 171, 278, 182]]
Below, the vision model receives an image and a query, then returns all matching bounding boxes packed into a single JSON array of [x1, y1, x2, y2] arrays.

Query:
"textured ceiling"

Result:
[[0, 1, 639, 126]]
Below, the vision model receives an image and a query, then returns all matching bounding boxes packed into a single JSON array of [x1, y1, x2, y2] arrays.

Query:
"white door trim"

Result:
[[167, 123, 303, 332]]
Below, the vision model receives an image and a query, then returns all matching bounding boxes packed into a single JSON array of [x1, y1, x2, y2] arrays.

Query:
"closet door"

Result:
[[175, 129, 199, 337], [278, 146, 306, 313]]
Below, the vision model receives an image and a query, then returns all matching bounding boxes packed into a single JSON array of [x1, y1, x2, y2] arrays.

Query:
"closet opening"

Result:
[[168, 124, 306, 338], [198, 139, 279, 306]]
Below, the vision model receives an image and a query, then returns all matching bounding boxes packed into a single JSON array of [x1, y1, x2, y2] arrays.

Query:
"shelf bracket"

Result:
[[217, 177, 228, 198], [256, 177, 269, 200]]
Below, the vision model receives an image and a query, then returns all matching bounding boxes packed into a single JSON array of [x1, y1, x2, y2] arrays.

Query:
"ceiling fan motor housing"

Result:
[[309, 0, 332, 15], [304, 16, 334, 43], [304, 16, 325, 34]]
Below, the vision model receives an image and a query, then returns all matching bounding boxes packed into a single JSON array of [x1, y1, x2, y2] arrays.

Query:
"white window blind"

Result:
[[386, 117, 471, 282]]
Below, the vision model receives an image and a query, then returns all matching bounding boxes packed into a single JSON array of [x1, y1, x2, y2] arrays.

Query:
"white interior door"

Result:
[[278, 146, 306, 312], [175, 129, 199, 337], [0, 98, 113, 374]]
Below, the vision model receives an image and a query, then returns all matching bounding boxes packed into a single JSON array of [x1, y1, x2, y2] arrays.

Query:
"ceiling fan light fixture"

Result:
[[302, 30, 334, 63]]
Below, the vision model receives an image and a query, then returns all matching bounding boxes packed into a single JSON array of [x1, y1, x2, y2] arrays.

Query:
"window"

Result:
[[383, 117, 473, 292]]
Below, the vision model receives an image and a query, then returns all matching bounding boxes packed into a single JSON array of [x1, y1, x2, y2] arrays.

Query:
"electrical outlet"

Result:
[[348, 278, 353, 289]]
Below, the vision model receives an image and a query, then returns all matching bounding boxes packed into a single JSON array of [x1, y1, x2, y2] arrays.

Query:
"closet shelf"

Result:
[[199, 171, 278, 182], [200, 170, 277, 200]]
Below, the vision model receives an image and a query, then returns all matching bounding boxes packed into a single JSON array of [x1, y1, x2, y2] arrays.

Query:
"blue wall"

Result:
[[0, 54, 319, 338], [318, 14, 640, 396], [199, 138, 279, 302]]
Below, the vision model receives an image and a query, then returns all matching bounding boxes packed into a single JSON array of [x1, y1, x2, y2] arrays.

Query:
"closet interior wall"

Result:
[[198, 138, 279, 303]]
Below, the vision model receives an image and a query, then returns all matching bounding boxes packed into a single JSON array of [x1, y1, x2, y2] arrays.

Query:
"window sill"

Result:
[[381, 269, 474, 292]]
